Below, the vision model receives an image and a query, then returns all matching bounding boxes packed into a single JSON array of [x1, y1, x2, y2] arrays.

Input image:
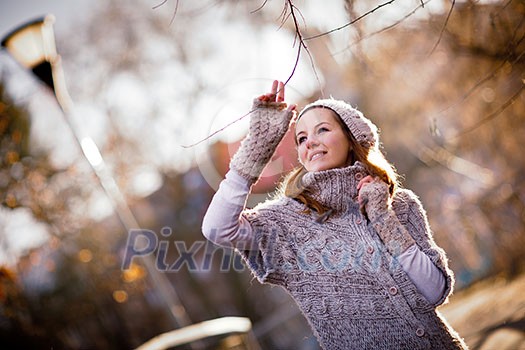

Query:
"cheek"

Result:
[[297, 145, 307, 163]]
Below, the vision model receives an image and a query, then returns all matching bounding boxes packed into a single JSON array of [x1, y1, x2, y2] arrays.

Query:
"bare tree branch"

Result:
[[152, 0, 180, 25], [282, 0, 306, 86], [450, 83, 524, 139], [180, 109, 256, 148], [181, 0, 325, 148], [490, 0, 514, 20], [251, 0, 269, 14], [152, 0, 168, 10], [438, 18, 525, 114], [339, 0, 432, 51], [169, 0, 180, 25], [304, 0, 397, 41], [428, 0, 455, 55]]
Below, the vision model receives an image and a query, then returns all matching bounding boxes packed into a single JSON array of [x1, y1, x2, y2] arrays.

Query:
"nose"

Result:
[[305, 135, 319, 149]]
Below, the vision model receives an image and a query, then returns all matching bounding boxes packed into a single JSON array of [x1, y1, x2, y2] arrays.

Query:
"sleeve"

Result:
[[392, 189, 455, 306], [201, 170, 256, 249], [397, 245, 446, 305], [201, 170, 288, 286], [236, 214, 288, 286]]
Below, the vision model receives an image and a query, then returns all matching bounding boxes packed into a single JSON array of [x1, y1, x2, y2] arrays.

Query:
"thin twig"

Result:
[[180, 109, 256, 148], [440, 43, 525, 115], [152, 0, 168, 10], [282, 0, 306, 86], [283, 0, 322, 92], [278, 11, 293, 31], [169, 0, 180, 26], [490, 0, 514, 20], [251, 0, 269, 14], [341, 0, 433, 51], [451, 84, 524, 139], [428, 0, 455, 55], [181, 0, 322, 149], [152, 0, 180, 25], [304, 0, 397, 41], [437, 18, 525, 114]]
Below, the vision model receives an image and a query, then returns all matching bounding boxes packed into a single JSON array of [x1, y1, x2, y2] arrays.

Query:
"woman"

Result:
[[202, 80, 467, 349]]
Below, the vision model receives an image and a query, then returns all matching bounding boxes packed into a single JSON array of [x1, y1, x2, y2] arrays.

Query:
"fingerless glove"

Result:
[[230, 98, 294, 184], [360, 181, 416, 256]]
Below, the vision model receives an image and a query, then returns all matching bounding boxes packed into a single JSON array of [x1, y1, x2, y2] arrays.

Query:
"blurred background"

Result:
[[0, 0, 524, 349]]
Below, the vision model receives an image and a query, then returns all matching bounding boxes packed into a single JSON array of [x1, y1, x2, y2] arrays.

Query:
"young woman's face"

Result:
[[295, 108, 352, 172]]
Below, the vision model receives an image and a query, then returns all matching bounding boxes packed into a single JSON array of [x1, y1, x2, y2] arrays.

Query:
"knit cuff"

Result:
[[371, 211, 416, 256], [230, 99, 294, 183]]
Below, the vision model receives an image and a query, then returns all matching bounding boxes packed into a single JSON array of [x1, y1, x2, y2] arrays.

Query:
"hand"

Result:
[[357, 175, 375, 204], [256, 80, 297, 112], [229, 80, 296, 183], [357, 176, 390, 222], [358, 176, 416, 255]]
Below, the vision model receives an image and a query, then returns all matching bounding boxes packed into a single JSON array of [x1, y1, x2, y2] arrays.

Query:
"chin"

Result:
[[307, 160, 350, 172], [307, 163, 332, 172]]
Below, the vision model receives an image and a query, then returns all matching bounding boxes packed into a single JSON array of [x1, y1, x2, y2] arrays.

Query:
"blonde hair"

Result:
[[277, 107, 398, 215]]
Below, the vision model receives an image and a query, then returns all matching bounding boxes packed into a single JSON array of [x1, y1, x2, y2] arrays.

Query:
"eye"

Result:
[[297, 136, 307, 144], [318, 127, 329, 133]]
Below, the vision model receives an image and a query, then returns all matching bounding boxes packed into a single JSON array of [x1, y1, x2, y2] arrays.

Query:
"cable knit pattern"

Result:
[[238, 163, 467, 350], [229, 98, 294, 184]]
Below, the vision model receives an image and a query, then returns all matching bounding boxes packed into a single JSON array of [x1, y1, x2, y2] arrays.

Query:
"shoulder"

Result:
[[392, 187, 420, 210], [244, 195, 306, 224], [393, 187, 420, 204], [392, 188, 428, 223]]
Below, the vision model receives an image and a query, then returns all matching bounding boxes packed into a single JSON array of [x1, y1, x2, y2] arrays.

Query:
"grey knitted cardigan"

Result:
[[238, 162, 467, 350]]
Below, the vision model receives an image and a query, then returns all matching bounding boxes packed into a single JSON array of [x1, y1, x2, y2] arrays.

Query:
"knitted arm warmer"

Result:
[[393, 189, 455, 306], [230, 98, 294, 184], [360, 181, 416, 256]]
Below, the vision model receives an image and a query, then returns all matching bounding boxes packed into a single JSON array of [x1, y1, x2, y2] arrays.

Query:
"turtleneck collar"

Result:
[[301, 161, 369, 214]]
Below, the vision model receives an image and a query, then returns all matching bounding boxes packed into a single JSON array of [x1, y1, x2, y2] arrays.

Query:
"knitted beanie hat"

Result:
[[297, 99, 379, 149]]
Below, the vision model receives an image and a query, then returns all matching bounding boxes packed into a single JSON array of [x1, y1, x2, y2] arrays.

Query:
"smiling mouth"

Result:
[[310, 152, 326, 161]]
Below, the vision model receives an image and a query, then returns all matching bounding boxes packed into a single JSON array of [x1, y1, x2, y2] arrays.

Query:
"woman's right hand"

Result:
[[256, 80, 297, 113], [229, 80, 296, 183]]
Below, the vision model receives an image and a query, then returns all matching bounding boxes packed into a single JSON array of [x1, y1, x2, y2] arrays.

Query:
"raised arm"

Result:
[[202, 81, 296, 249]]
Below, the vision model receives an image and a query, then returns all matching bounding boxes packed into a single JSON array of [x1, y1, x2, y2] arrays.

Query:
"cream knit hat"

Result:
[[297, 99, 379, 149]]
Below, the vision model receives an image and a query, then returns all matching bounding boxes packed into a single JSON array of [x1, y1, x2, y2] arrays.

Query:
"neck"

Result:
[[300, 162, 368, 215]]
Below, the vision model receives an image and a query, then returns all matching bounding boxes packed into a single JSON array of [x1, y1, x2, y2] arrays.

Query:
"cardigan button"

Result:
[[356, 218, 362, 225], [366, 246, 374, 254], [416, 328, 425, 337], [389, 286, 398, 295], [355, 172, 363, 180]]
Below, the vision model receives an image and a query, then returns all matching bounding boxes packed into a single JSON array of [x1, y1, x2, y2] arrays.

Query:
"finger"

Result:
[[257, 93, 271, 102], [360, 197, 369, 222], [271, 80, 278, 98], [357, 176, 374, 191], [277, 81, 285, 102], [287, 104, 297, 112]]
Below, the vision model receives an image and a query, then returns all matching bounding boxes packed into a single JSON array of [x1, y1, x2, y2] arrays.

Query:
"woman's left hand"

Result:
[[357, 176, 390, 222], [357, 175, 375, 203]]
